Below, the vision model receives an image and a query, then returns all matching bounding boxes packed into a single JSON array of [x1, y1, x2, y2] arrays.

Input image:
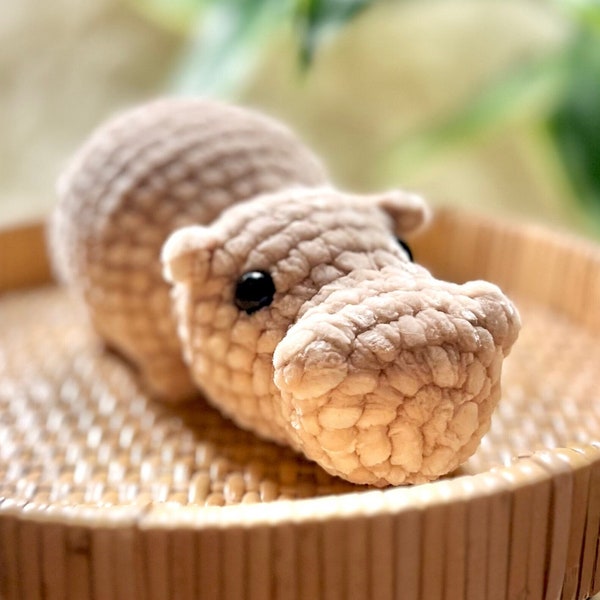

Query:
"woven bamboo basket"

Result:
[[1, 208, 600, 600]]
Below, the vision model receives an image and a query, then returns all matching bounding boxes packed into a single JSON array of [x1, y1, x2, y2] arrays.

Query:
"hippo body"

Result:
[[51, 98, 520, 486]]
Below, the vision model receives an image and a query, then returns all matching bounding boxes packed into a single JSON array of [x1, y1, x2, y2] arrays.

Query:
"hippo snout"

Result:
[[273, 273, 520, 486]]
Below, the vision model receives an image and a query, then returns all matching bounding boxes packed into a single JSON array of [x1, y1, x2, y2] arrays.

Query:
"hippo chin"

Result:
[[163, 187, 520, 486]]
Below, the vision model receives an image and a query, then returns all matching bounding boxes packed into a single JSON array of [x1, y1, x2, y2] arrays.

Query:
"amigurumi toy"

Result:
[[50, 98, 521, 486]]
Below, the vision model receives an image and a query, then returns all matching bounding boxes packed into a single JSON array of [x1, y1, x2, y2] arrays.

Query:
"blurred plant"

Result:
[[549, 26, 600, 226], [295, 0, 372, 65], [128, 0, 203, 33], [129, 0, 374, 94], [383, 2, 600, 235], [129, 0, 600, 235]]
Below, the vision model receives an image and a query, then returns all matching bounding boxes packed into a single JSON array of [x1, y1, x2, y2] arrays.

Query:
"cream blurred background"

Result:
[[0, 0, 180, 224], [0, 0, 598, 238]]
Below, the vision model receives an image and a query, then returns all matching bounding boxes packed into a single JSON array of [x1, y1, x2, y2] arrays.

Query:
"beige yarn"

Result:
[[49, 98, 327, 401], [50, 98, 520, 486], [163, 188, 520, 485]]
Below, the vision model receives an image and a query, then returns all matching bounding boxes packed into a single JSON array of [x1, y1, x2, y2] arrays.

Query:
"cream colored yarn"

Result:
[[49, 98, 327, 401], [50, 98, 520, 486], [163, 188, 520, 486]]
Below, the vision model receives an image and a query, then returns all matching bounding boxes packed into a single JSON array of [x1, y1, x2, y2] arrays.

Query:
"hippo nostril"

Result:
[[395, 238, 414, 262], [459, 280, 521, 353], [234, 270, 276, 314], [274, 335, 349, 400]]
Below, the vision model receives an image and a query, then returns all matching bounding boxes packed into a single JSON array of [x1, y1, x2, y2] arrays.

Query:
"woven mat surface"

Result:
[[1, 286, 599, 508]]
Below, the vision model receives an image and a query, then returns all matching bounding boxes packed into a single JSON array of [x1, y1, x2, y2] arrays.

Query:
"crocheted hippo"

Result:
[[50, 98, 520, 486], [163, 187, 520, 486]]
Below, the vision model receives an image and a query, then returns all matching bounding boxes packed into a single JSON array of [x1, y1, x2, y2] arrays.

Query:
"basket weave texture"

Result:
[[1, 208, 600, 600]]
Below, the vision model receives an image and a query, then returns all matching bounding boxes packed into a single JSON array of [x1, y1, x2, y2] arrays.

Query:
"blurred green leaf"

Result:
[[128, 0, 205, 34], [131, 0, 376, 63], [558, 0, 600, 33], [383, 52, 565, 178], [172, 0, 377, 95], [173, 0, 293, 96], [295, 0, 374, 65], [549, 29, 600, 220]]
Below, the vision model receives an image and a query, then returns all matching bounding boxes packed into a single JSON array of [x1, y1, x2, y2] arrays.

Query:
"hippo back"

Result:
[[49, 98, 327, 401]]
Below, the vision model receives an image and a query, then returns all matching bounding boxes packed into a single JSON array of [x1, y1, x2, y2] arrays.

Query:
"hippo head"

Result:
[[162, 187, 520, 486]]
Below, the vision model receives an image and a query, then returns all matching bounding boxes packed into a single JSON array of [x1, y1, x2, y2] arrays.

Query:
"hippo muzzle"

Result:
[[162, 187, 520, 486], [273, 271, 519, 484]]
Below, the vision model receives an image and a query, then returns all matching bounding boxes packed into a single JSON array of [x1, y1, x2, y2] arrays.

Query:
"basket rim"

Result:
[[1, 444, 598, 530]]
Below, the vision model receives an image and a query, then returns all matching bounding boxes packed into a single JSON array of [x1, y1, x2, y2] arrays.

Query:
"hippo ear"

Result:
[[373, 189, 432, 235], [161, 225, 221, 284]]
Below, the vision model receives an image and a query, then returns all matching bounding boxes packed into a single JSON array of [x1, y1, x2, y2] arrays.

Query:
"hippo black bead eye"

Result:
[[396, 238, 414, 262], [234, 270, 276, 314]]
